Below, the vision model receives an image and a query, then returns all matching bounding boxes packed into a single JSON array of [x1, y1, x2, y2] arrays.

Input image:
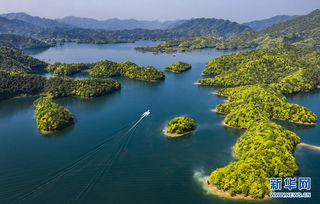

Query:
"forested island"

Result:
[[164, 62, 192, 73], [164, 117, 195, 137], [0, 45, 167, 133], [33, 97, 74, 133], [135, 9, 320, 53], [202, 43, 320, 199], [197, 44, 320, 94], [0, 34, 53, 50], [89, 61, 165, 81], [0, 46, 48, 73]]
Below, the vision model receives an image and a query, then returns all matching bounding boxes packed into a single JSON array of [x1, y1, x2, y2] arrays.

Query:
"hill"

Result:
[[169, 18, 252, 38], [136, 9, 320, 52], [0, 16, 42, 36], [243, 15, 297, 30], [0, 34, 52, 49], [0, 46, 48, 73], [0, 12, 72, 28], [57, 16, 185, 30]]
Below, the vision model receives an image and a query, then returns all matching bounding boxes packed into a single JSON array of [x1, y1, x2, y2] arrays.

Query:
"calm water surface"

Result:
[[0, 41, 319, 204]]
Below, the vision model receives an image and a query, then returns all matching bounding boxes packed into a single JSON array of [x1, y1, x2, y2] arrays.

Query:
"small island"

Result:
[[33, 97, 74, 133], [164, 117, 195, 137], [89, 60, 165, 82], [165, 61, 192, 73]]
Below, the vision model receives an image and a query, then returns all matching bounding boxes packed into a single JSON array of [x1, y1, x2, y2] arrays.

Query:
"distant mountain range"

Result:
[[0, 11, 313, 48], [0, 12, 72, 28], [0, 12, 254, 44], [243, 15, 298, 30], [56, 16, 185, 30]]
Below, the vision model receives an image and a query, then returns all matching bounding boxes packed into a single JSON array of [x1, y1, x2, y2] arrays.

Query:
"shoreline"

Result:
[[298, 142, 320, 151], [212, 91, 230, 97], [272, 117, 316, 125], [163, 128, 193, 137], [207, 182, 270, 200]]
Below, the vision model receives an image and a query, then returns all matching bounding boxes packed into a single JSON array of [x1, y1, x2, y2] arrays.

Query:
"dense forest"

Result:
[[215, 85, 317, 129], [33, 97, 74, 132], [47, 62, 93, 75], [198, 44, 320, 94], [89, 60, 165, 81], [0, 34, 52, 49], [166, 117, 195, 135], [135, 9, 320, 53], [0, 70, 46, 100], [206, 43, 319, 199], [164, 61, 192, 73], [0, 71, 121, 99], [45, 76, 121, 98], [209, 121, 300, 198], [0, 46, 48, 73]]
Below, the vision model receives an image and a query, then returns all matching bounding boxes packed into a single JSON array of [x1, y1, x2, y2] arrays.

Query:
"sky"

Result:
[[1, 0, 319, 23]]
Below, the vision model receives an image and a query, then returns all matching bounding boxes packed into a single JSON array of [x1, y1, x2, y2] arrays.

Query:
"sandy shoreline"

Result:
[[298, 142, 320, 151], [163, 129, 193, 137], [207, 182, 270, 200]]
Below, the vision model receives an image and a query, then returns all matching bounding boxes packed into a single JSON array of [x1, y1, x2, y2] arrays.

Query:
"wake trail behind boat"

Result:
[[72, 110, 149, 204], [10, 111, 150, 204]]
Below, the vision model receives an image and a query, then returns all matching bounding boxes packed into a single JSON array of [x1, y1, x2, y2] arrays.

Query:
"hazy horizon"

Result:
[[1, 0, 319, 23]]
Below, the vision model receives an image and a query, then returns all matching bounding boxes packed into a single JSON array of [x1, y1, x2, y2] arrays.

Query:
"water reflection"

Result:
[[273, 119, 316, 132], [0, 97, 37, 121], [40, 125, 75, 139]]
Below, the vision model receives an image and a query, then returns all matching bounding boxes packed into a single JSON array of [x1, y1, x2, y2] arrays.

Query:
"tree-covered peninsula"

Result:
[[165, 117, 195, 137], [164, 62, 192, 73], [215, 85, 317, 129], [33, 97, 74, 133], [208, 121, 300, 199], [0, 71, 121, 99], [0, 46, 48, 73], [47, 60, 165, 82], [89, 60, 165, 81], [198, 44, 320, 94], [47, 62, 94, 76], [0, 34, 52, 49], [45, 76, 121, 98], [205, 44, 319, 199]]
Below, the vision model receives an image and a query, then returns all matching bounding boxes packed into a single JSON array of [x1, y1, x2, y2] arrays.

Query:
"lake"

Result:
[[0, 41, 319, 204]]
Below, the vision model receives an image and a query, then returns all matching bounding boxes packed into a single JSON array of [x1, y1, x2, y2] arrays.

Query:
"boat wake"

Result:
[[9, 110, 151, 204]]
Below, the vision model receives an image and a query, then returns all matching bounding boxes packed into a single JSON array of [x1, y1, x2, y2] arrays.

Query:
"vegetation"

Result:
[[135, 9, 320, 52], [0, 70, 45, 100], [0, 34, 52, 49], [215, 85, 317, 129], [47, 62, 93, 75], [0, 46, 48, 73], [0, 70, 120, 99], [1, 14, 252, 44], [135, 37, 221, 53], [33, 97, 74, 132], [166, 117, 195, 135], [45, 76, 121, 98], [89, 60, 165, 81], [209, 121, 300, 199], [243, 15, 297, 31], [207, 43, 319, 199], [198, 44, 320, 94], [164, 61, 192, 73]]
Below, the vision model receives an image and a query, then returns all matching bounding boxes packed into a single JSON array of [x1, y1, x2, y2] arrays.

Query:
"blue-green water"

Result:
[[0, 41, 319, 204]]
